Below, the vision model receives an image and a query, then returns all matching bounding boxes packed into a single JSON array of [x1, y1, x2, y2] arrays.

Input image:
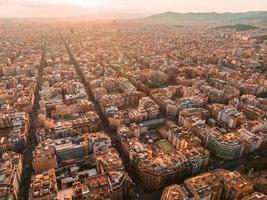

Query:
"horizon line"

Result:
[[0, 10, 267, 20]]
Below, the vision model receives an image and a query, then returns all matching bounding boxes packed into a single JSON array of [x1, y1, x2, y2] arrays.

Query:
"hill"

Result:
[[215, 24, 259, 31], [140, 11, 267, 25]]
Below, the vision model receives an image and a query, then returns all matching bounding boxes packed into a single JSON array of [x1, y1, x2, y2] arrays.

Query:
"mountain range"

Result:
[[140, 11, 267, 25]]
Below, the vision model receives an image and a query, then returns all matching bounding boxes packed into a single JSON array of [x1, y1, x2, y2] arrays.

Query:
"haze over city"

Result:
[[1, 0, 267, 18]]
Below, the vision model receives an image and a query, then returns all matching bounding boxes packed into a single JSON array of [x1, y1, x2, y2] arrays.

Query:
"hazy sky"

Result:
[[0, 0, 267, 18]]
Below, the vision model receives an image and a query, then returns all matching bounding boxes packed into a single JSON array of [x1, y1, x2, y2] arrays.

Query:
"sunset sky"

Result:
[[0, 0, 267, 18]]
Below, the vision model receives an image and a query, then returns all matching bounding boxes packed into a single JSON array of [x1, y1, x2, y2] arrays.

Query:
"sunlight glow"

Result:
[[62, 0, 106, 7]]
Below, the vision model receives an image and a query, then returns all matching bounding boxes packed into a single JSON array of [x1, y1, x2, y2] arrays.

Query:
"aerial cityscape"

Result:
[[0, 0, 267, 200]]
